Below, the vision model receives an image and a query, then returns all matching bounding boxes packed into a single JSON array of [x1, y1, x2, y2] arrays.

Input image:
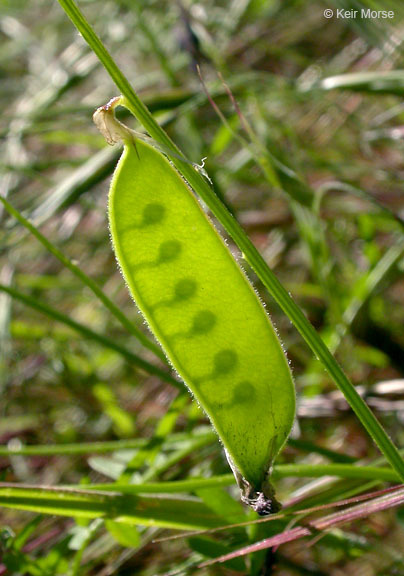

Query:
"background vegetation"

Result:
[[1, 0, 404, 574]]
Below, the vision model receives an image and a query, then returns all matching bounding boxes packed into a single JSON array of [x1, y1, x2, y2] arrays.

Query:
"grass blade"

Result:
[[80, 463, 400, 494], [1, 195, 166, 361], [0, 429, 215, 456], [0, 283, 177, 386], [0, 483, 228, 530], [321, 71, 404, 95], [199, 484, 404, 566]]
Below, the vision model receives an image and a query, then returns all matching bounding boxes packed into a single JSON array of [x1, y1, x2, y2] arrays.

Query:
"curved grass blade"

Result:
[[320, 71, 404, 96], [0, 195, 165, 361], [317, 181, 404, 232], [0, 484, 229, 531], [0, 283, 177, 386], [330, 239, 404, 353]]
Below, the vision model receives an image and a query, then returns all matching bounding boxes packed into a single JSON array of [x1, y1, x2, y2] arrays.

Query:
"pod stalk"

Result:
[[93, 96, 131, 146]]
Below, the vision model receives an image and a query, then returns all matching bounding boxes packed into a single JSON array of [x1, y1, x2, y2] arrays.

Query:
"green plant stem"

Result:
[[1, 195, 166, 362], [0, 434, 355, 461], [82, 461, 400, 493], [27, 463, 404, 495], [0, 429, 215, 456], [0, 283, 177, 386], [56, 0, 404, 480], [0, 484, 225, 530]]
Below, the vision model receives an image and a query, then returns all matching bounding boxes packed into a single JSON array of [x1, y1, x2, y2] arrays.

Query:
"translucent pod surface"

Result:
[[108, 134, 295, 493]]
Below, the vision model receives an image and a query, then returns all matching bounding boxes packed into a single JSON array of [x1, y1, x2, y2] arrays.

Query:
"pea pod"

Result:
[[94, 98, 295, 514]]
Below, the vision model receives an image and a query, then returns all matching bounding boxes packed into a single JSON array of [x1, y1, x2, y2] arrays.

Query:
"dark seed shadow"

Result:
[[149, 278, 198, 312], [166, 309, 217, 340], [192, 348, 239, 388], [122, 239, 183, 274], [118, 202, 166, 233]]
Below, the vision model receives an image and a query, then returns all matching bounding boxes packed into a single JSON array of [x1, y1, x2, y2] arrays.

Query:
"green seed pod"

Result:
[[94, 98, 295, 514]]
